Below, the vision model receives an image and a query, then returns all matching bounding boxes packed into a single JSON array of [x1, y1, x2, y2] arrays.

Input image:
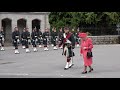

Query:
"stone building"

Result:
[[0, 12, 50, 43]]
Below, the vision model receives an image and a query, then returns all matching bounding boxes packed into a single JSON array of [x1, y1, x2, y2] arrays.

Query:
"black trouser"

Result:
[[76, 37, 79, 44], [43, 38, 47, 47], [53, 38, 56, 46], [13, 39, 18, 49], [38, 38, 42, 45], [27, 39, 31, 45], [58, 38, 62, 47], [24, 39, 29, 48], [32, 39, 37, 47], [51, 37, 54, 45], [0, 38, 4, 47], [21, 39, 25, 46]]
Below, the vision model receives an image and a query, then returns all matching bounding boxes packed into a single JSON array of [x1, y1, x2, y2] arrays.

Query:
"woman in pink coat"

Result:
[[79, 33, 93, 74]]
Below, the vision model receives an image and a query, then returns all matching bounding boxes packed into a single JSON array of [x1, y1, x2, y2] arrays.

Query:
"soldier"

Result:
[[58, 27, 63, 49], [42, 28, 50, 51], [22, 28, 31, 53], [21, 28, 26, 49], [12, 27, 20, 54], [51, 27, 58, 50], [38, 29, 43, 48], [0, 27, 5, 51], [31, 28, 38, 52], [51, 27, 54, 47], [71, 28, 75, 37], [75, 27, 80, 47], [59, 26, 75, 70]]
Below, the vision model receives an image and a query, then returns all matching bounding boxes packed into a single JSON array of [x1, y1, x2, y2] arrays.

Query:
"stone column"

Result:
[[45, 14, 46, 29], [27, 19, 32, 34], [40, 15, 45, 33], [12, 19, 17, 32], [45, 14, 50, 29]]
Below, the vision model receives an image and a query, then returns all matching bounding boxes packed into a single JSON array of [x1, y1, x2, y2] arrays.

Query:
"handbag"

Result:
[[87, 50, 93, 58], [87, 43, 93, 58]]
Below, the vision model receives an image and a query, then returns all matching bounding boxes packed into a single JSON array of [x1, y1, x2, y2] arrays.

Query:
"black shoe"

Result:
[[89, 68, 93, 72], [64, 68, 69, 70], [82, 71, 87, 74], [69, 64, 74, 68]]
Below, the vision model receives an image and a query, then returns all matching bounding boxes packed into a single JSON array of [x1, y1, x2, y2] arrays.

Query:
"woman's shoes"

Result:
[[81, 68, 93, 74], [82, 71, 87, 74], [89, 68, 93, 72]]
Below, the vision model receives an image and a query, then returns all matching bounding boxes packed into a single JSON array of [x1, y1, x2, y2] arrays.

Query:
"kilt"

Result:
[[63, 43, 75, 57]]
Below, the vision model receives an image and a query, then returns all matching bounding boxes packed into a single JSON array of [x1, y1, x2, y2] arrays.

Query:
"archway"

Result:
[[32, 19, 41, 32], [2, 18, 12, 43], [17, 18, 27, 34]]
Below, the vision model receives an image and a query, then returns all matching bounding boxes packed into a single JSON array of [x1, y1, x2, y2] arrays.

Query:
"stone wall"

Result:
[[0, 12, 50, 43], [87, 35, 120, 44], [0, 12, 50, 33]]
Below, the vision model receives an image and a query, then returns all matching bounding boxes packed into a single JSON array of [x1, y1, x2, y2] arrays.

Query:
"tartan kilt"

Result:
[[63, 44, 75, 57]]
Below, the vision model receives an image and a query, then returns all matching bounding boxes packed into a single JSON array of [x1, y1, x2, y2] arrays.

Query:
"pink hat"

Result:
[[79, 33, 87, 38]]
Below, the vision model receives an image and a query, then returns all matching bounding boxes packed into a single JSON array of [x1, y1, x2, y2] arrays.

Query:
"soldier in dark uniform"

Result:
[[21, 28, 31, 53], [58, 27, 63, 49], [31, 28, 38, 52], [50, 27, 54, 47], [59, 26, 75, 70], [71, 28, 75, 36], [75, 27, 80, 47], [51, 27, 58, 50], [0, 27, 5, 51], [42, 28, 50, 51], [12, 27, 20, 54], [38, 29, 43, 48], [21, 28, 26, 49]]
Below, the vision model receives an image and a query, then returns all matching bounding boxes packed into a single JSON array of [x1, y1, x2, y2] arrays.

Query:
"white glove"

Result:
[[83, 47, 87, 50], [66, 39, 71, 44], [63, 33, 66, 38], [36, 39, 38, 42], [56, 38, 58, 41], [2, 38, 4, 41], [17, 39, 20, 42], [14, 40, 16, 43], [28, 39, 31, 42]]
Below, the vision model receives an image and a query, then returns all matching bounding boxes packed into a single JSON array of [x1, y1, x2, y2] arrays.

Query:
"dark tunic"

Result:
[[42, 31, 50, 46]]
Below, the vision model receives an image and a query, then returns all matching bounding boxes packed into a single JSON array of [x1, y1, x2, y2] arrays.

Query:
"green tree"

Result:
[[49, 12, 120, 35]]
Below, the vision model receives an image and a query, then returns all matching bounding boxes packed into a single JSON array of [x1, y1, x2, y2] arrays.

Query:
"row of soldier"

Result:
[[0, 27, 81, 54], [1, 26, 94, 72]]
